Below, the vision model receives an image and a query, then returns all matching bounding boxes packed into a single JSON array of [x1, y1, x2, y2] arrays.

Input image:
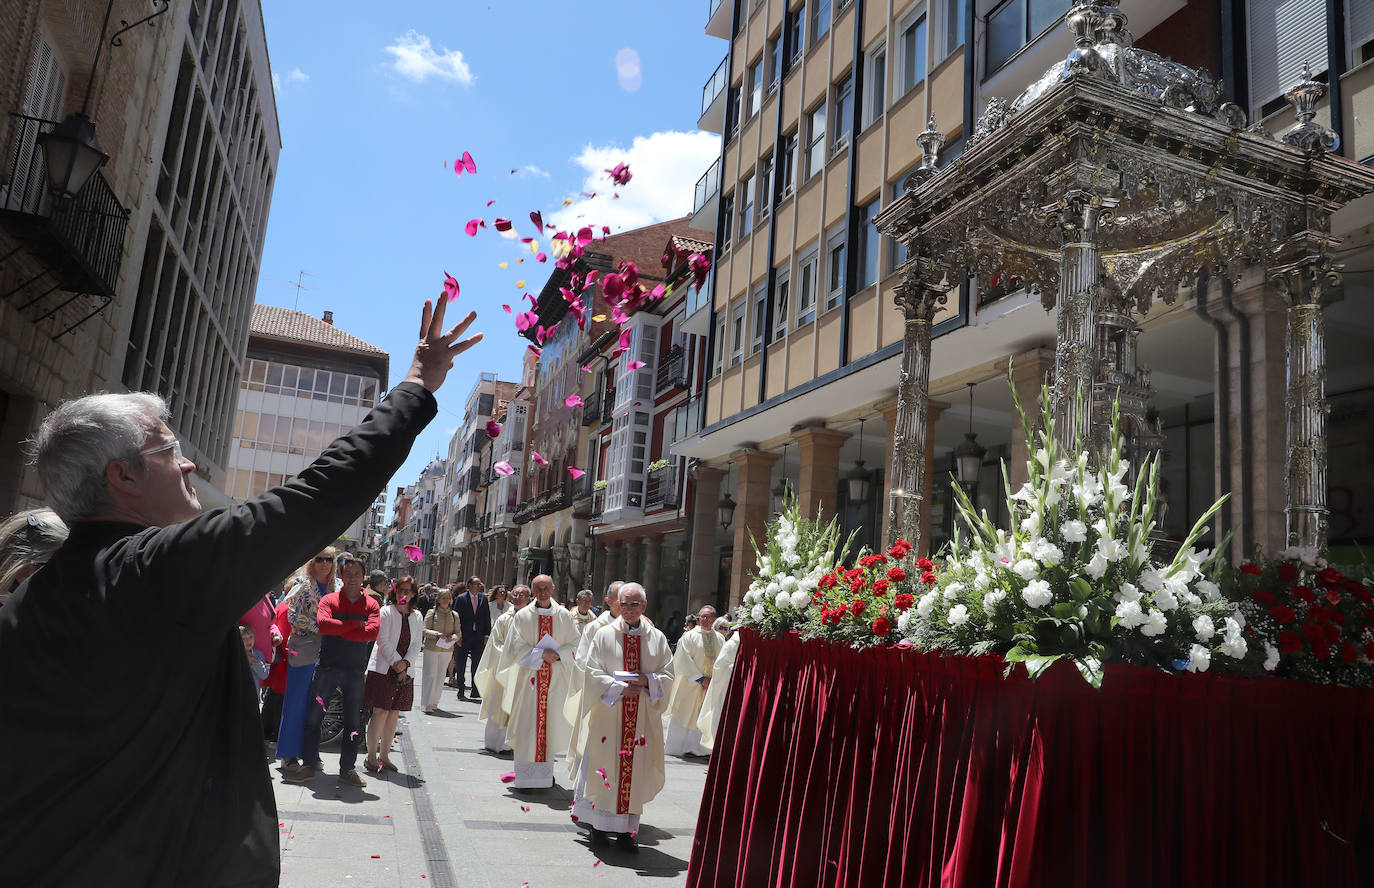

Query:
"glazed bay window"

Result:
[[779, 131, 798, 198], [751, 284, 768, 354], [604, 317, 660, 516], [833, 74, 854, 148], [824, 226, 846, 310], [864, 43, 887, 127], [796, 249, 819, 326], [856, 197, 881, 289], [899, 8, 927, 96], [740, 171, 756, 232], [747, 57, 764, 118], [806, 102, 827, 180], [772, 270, 791, 340], [730, 299, 747, 366], [987, 0, 1070, 74], [812, 0, 831, 44]]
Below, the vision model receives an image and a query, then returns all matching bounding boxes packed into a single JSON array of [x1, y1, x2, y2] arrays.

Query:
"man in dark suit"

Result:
[[453, 575, 491, 698], [0, 297, 481, 886]]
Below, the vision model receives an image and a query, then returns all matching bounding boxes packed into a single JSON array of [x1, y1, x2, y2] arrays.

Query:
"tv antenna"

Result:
[[266, 270, 323, 310]]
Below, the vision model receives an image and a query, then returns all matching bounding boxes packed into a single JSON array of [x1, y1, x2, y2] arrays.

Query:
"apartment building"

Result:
[[224, 305, 389, 554], [466, 372, 530, 589], [0, 0, 279, 511], [437, 373, 519, 585], [676, 0, 1374, 605]]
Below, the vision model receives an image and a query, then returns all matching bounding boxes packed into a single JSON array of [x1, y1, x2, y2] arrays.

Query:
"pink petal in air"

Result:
[[565, 394, 584, 408], [442, 272, 460, 302], [536, 252, 547, 263], [529, 210, 543, 234], [486, 419, 503, 438], [494, 218, 513, 232], [493, 461, 515, 476], [627, 360, 646, 371], [531, 451, 548, 467], [455, 150, 476, 175], [568, 467, 585, 480], [502, 304, 512, 314], [403, 544, 424, 563], [515, 311, 538, 332]]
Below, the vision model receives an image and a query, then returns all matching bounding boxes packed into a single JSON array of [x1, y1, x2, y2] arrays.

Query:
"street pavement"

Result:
[[270, 659, 710, 888]]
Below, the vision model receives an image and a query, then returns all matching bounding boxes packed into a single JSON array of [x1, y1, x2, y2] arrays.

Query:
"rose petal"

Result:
[[493, 461, 515, 476], [499, 772, 516, 783], [442, 272, 460, 302], [530, 210, 543, 234], [403, 544, 424, 563], [536, 252, 547, 263], [531, 450, 548, 466], [568, 467, 585, 480], [502, 304, 512, 314], [565, 394, 584, 408], [494, 218, 513, 231], [627, 360, 645, 371], [465, 219, 481, 236], [486, 419, 503, 438]]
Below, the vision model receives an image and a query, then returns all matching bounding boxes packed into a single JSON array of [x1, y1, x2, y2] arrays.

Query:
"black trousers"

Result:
[[453, 639, 484, 693], [260, 688, 284, 741]]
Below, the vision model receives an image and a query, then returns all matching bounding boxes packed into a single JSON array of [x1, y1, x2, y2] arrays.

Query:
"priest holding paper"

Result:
[[475, 585, 530, 752], [566, 581, 623, 809], [577, 582, 674, 850], [500, 575, 580, 788], [664, 605, 725, 756]]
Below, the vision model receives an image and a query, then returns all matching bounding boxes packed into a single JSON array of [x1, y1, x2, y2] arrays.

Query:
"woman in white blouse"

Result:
[[362, 587, 424, 773]]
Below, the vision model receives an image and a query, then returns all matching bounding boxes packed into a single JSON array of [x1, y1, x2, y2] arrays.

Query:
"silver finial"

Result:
[[1281, 63, 1339, 153]]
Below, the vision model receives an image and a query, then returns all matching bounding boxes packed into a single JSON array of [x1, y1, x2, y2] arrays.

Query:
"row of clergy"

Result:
[[470, 576, 739, 842]]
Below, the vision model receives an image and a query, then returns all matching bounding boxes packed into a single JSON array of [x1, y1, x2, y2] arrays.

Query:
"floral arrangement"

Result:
[[740, 499, 854, 639]]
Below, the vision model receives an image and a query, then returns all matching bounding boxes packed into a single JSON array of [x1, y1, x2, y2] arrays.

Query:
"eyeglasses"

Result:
[[620, 599, 646, 608], [139, 439, 183, 462], [313, 556, 335, 564], [337, 559, 358, 569]]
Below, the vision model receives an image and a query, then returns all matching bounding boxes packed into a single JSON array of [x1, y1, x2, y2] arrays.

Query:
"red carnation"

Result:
[[1251, 588, 1276, 606], [1340, 642, 1358, 664], [921, 571, 938, 585], [871, 616, 891, 637], [1364, 641, 1374, 661], [1353, 585, 1371, 604], [850, 599, 866, 617], [1277, 631, 1301, 654], [894, 539, 912, 551], [1309, 605, 1329, 624], [812, 593, 825, 607], [844, 568, 865, 584], [1240, 562, 1263, 576], [872, 579, 890, 595], [1302, 621, 1326, 642], [1292, 585, 1316, 603], [1312, 642, 1331, 661], [1325, 623, 1341, 644], [894, 593, 915, 611], [1325, 587, 1344, 606], [915, 557, 934, 571], [1317, 567, 1347, 587], [850, 579, 867, 595], [819, 573, 837, 590], [887, 567, 907, 582], [1270, 605, 1297, 624], [1276, 563, 1299, 583]]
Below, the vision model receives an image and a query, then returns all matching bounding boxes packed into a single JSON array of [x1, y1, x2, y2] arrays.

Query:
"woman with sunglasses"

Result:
[[275, 547, 340, 771]]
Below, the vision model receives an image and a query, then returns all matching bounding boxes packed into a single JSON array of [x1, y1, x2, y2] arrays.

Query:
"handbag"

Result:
[[287, 631, 321, 667]]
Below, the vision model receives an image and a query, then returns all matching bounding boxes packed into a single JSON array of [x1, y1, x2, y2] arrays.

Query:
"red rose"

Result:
[[915, 557, 934, 571], [1309, 605, 1329, 624], [921, 571, 938, 585], [1364, 641, 1374, 661], [1302, 622, 1326, 642], [1270, 605, 1297, 624], [1340, 642, 1358, 664], [872, 579, 890, 595], [1317, 567, 1347, 587], [887, 567, 907, 582], [1325, 587, 1344, 606], [1353, 585, 1371, 604], [1325, 623, 1341, 644], [1277, 631, 1301, 654], [1292, 585, 1316, 603], [1276, 563, 1299, 583], [894, 593, 915, 611], [871, 617, 891, 637], [1251, 589, 1276, 606], [1312, 642, 1331, 661], [1240, 563, 1263, 576]]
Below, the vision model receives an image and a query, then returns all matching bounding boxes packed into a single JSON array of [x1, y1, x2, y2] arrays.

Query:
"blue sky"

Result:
[[257, 1, 724, 516]]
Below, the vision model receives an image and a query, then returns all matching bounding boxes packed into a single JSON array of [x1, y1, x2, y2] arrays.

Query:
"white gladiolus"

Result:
[[1186, 644, 1211, 673], [1192, 614, 1215, 642], [751, 603, 766, 621], [1020, 513, 1041, 535], [1013, 558, 1039, 580], [1022, 579, 1053, 608], [1196, 579, 1222, 602], [984, 590, 1008, 613], [947, 604, 970, 626], [1062, 520, 1088, 543], [1048, 461, 1072, 486], [1011, 482, 1036, 503], [1114, 599, 1146, 629], [1115, 581, 1141, 603], [1084, 552, 1109, 580], [790, 590, 812, 610], [1096, 536, 1126, 563], [1263, 642, 1280, 671], [774, 592, 792, 609], [1139, 609, 1168, 636], [1033, 448, 1051, 470]]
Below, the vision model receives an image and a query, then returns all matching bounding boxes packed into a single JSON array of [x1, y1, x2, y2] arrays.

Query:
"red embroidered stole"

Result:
[[617, 632, 642, 815], [535, 614, 553, 762]]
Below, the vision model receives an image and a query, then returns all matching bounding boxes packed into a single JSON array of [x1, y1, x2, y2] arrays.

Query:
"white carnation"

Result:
[[1013, 558, 1039, 580], [1115, 599, 1146, 629], [1219, 633, 1248, 659], [1085, 552, 1109, 580], [765, 581, 781, 598], [1115, 581, 1141, 603], [774, 592, 792, 609], [1185, 644, 1211, 673], [1022, 579, 1053, 608], [750, 603, 765, 621], [1195, 579, 1222, 602], [897, 611, 913, 632], [983, 590, 1008, 613], [1262, 642, 1280, 671], [781, 575, 799, 592], [790, 590, 812, 610], [1033, 540, 1064, 566], [915, 591, 938, 618], [1192, 614, 1215, 642], [1139, 609, 1168, 637], [974, 571, 991, 589], [947, 604, 970, 626], [1138, 569, 1165, 594], [1062, 520, 1088, 543], [1152, 585, 1179, 612]]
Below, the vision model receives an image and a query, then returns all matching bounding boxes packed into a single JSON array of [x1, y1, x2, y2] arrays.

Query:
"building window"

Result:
[[1247, 0, 1329, 115], [824, 226, 847, 311], [720, 193, 735, 249], [1352, 0, 1374, 67], [713, 314, 727, 375], [730, 300, 747, 366], [941, 0, 968, 58], [740, 171, 756, 232], [805, 101, 827, 180], [751, 284, 768, 354], [864, 43, 887, 127], [726, 84, 742, 138], [856, 197, 882, 289], [778, 131, 798, 199], [772, 270, 791, 340], [899, 9, 927, 96], [812, 0, 832, 44], [987, 0, 1070, 74], [796, 250, 819, 326], [747, 57, 764, 118], [768, 34, 784, 91], [833, 74, 854, 148], [758, 153, 774, 221], [786, 7, 805, 68], [889, 171, 913, 271]]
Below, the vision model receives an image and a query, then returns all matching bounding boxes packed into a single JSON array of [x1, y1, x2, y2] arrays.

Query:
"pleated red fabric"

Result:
[[684, 630, 1374, 888]]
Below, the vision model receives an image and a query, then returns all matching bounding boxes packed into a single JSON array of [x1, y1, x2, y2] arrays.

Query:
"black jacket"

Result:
[[454, 591, 491, 643], [0, 382, 436, 887]]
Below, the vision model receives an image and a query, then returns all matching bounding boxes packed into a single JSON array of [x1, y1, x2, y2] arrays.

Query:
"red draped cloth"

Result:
[[686, 630, 1374, 888]]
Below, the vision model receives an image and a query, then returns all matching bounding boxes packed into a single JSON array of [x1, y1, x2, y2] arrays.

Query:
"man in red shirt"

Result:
[[287, 554, 380, 786]]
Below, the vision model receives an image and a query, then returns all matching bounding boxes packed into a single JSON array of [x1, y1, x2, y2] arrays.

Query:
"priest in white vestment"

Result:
[[664, 606, 725, 756], [695, 622, 740, 752], [566, 581, 623, 785], [577, 582, 674, 850], [499, 574, 581, 788], [475, 585, 530, 752]]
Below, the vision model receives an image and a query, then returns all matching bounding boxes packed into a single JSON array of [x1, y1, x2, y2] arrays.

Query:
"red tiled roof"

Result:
[[250, 304, 387, 356], [668, 234, 713, 258], [597, 217, 712, 277]]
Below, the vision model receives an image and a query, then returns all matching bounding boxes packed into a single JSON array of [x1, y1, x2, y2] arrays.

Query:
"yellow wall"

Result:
[[788, 324, 815, 388], [817, 309, 842, 375], [766, 344, 786, 400], [1343, 62, 1374, 165], [849, 287, 878, 357]]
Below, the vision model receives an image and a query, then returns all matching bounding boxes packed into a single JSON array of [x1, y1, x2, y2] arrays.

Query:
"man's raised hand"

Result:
[[404, 295, 482, 393]]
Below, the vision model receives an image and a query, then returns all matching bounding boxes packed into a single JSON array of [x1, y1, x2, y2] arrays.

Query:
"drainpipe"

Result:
[[1217, 273, 1254, 555], [1193, 268, 1231, 545], [1325, 0, 1346, 157], [839, 0, 865, 368], [703, 0, 741, 434]]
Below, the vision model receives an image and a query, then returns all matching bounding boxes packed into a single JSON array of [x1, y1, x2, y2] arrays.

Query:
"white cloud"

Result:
[[270, 67, 309, 93], [516, 165, 551, 180], [614, 47, 642, 92], [548, 130, 721, 234], [383, 30, 474, 85]]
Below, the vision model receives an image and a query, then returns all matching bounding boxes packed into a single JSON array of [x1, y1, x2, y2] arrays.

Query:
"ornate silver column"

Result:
[[888, 260, 950, 548]]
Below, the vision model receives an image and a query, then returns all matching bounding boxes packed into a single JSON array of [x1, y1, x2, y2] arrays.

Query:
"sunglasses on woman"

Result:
[[313, 556, 334, 564]]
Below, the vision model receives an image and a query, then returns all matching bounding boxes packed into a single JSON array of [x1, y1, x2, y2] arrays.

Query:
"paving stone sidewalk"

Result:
[[271, 659, 709, 887]]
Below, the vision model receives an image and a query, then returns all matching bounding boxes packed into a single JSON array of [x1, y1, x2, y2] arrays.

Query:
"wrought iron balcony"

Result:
[[0, 112, 130, 336], [646, 464, 681, 510], [655, 345, 688, 394], [591, 489, 605, 518], [693, 158, 720, 215], [581, 392, 604, 427]]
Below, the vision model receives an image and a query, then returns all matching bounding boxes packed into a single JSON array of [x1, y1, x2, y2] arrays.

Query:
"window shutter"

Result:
[[1248, 0, 1328, 110], [1350, 0, 1374, 61]]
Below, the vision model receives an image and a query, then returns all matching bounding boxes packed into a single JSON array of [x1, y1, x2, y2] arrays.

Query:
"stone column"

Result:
[[624, 537, 644, 584], [642, 534, 662, 600], [1009, 347, 1056, 488], [728, 449, 779, 606], [791, 424, 850, 520], [608, 539, 626, 582], [688, 465, 726, 610], [888, 262, 951, 550], [592, 537, 608, 596]]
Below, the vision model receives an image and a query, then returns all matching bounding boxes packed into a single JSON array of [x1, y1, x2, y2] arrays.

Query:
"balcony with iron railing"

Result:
[[691, 158, 720, 234], [655, 345, 688, 395], [645, 463, 681, 510], [0, 113, 130, 338], [705, 0, 731, 38], [699, 56, 728, 132], [581, 391, 604, 427]]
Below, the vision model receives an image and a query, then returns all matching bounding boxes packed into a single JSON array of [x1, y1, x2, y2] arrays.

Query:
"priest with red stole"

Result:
[[578, 582, 675, 850], [499, 574, 581, 789]]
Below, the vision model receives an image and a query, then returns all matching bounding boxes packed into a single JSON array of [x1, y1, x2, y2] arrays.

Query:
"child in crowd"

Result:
[[240, 625, 271, 683]]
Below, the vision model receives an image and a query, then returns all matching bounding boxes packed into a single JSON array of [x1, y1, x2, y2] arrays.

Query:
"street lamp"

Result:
[[845, 418, 872, 502], [952, 382, 986, 488], [771, 442, 791, 513], [718, 492, 736, 531]]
